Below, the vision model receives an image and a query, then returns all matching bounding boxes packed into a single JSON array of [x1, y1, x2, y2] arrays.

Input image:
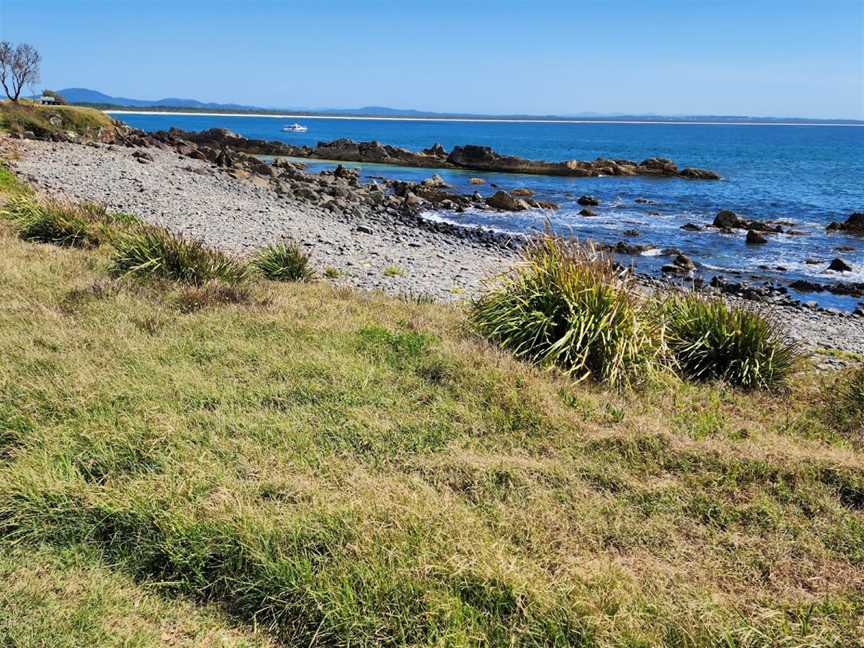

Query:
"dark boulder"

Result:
[[579, 208, 596, 217], [577, 195, 600, 206], [639, 157, 677, 174], [673, 253, 696, 270], [827, 212, 864, 235], [611, 241, 654, 255], [714, 210, 746, 229], [746, 230, 768, 245], [681, 223, 702, 231], [828, 258, 853, 272], [132, 150, 153, 163]]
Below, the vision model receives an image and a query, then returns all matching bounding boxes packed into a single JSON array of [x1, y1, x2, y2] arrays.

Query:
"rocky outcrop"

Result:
[[790, 279, 864, 298], [108, 124, 561, 224], [441, 146, 718, 179], [827, 212, 864, 235], [150, 129, 719, 181]]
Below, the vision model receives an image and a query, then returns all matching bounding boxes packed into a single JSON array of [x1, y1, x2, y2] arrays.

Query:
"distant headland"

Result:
[[57, 87, 864, 126]]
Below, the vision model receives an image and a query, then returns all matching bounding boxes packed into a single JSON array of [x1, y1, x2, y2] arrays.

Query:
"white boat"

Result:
[[282, 123, 308, 132]]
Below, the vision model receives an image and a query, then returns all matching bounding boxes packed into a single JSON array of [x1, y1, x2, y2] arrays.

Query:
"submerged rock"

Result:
[[679, 167, 722, 180]]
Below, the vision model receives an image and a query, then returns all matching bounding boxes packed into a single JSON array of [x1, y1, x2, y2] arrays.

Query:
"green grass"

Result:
[[253, 241, 314, 282], [0, 544, 272, 647], [1, 195, 107, 247], [471, 236, 662, 387], [383, 264, 406, 277], [324, 265, 341, 279], [664, 295, 799, 390], [0, 101, 116, 140], [0, 173, 862, 645], [0, 160, 31, 197], [110, 226, 249, 286]]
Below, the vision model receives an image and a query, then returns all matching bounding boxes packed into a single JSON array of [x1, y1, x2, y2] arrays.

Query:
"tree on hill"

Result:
[[41, 89, 67, 104], [0, 42, 41, 102]]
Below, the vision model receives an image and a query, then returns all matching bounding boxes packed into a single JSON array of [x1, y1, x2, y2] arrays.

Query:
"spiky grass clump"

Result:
[[1, 196, 101, 247], [253, 242, 313, 282], [827, 366, 864, 438], [664, 295, 798, 390], [110, 227, 248, 286], [471, 236, 660, 387]]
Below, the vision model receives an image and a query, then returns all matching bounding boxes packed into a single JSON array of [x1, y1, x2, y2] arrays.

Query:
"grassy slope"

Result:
[[0, 165, 862, 646], [0, 101, 116, 140]]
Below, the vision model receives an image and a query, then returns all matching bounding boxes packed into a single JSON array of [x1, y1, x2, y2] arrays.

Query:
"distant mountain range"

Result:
[[54, 88, 864, 124], [56, 88, 257, 111]]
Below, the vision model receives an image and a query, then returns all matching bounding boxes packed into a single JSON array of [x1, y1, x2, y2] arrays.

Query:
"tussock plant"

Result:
[[253, 241, 313, 281], [471, 236, 660, 387], [664, 295, 798, 390], [110, 226, 248, 285], [1, 195, 100, 247], [826, 366, 864, 438]]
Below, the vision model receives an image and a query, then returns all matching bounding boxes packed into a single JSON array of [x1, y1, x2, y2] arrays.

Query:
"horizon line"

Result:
[[104, 109, 864, 127]]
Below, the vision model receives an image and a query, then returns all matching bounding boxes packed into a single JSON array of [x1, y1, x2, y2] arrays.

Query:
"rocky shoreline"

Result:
[[4, 127, 864, 357], [155, 127, 723, 180]]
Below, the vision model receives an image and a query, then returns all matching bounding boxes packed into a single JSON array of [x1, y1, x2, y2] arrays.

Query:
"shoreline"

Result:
[[104, 110, 864, 128], [5, 135, 864, 356]]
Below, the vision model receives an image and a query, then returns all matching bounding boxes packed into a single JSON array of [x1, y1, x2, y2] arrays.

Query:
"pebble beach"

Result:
[[6, 135, 864, 358]]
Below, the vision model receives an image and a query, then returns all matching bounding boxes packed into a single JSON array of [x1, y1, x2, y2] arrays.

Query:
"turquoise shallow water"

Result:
[[114, 112, 864, 309]]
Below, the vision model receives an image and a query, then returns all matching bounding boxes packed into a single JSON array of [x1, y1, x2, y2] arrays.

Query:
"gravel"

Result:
[[7, 137, 515, 301], [6, 136, 864, 358]]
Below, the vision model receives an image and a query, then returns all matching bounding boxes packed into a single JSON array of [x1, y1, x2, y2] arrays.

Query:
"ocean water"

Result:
[[113, 112, 864, 309]]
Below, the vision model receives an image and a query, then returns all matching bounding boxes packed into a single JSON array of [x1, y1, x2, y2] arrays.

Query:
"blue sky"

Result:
[[1, 0, 862, 119]]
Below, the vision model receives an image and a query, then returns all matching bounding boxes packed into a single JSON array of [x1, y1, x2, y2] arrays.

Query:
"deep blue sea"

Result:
[[113, 112, 864, 309]]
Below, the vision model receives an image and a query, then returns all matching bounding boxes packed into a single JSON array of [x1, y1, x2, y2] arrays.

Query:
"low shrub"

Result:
[[825, 366, 864, 439], [110, 227, 248, 286], [253, 242, 313, 282], [664, 295, 798, 390], [470, 236, 661, 387], [1, 196, 100, 247]]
